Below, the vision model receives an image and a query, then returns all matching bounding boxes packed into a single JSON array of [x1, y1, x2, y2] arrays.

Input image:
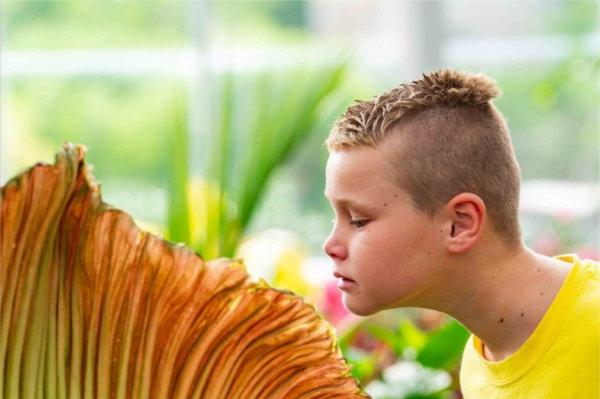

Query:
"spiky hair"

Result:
[[326, 68, 502, 149]]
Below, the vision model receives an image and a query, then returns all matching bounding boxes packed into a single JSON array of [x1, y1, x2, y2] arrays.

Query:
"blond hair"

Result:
[[325, 69, 522, 246]]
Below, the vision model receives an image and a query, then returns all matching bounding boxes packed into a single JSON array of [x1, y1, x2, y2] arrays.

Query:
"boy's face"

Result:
[[323, 145, 441, 316]]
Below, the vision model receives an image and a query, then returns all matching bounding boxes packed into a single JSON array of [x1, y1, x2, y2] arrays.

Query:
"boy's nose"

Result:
[[323, 235, 347, 261]]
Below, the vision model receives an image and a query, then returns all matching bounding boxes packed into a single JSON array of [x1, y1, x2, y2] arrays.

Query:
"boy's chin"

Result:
[[342, 296, 381, 317]]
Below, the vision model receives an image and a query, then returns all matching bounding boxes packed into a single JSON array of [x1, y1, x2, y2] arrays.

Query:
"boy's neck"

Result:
[[431, 245, 572, 362]]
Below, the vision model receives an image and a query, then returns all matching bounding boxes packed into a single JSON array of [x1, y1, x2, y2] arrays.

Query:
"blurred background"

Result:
[[1, 1, 598, 398]]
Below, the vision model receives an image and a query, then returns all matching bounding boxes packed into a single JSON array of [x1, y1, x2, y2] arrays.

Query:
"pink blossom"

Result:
[[320, 280, 350, 326]]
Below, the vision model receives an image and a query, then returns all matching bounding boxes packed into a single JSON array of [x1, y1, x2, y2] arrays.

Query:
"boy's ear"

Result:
[[443, 193, 486, 254]]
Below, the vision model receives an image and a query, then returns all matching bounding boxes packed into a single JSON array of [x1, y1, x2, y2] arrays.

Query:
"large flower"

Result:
[[0, 144, 368, 398]]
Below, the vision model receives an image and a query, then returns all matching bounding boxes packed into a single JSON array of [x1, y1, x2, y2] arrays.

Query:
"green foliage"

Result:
[[167, 92, 191, 245], [166, 64, 348, 258], [493, 53, 599, 182], [397, 319, 429, 354], [1, 0, 312, 50], [1, 1, 186, 49], [544, 0, 599, 35], [375, 0, 596, 185], [339, 316, 469, 396], [8, 78, 181, 185], [417, 320, 471, 370], [345, 348, 377, 382], [211, 0, 309, 45]]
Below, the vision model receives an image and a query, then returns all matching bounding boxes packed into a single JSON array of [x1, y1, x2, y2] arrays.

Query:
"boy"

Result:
[[322, 68, 599, 398]]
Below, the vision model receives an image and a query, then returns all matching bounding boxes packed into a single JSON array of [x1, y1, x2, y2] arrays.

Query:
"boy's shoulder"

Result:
[[571, 256, 600, 317], [556, 254, 599, 311], [555, 253, 599, 279], [459, 255, 599, 398], [580, 256, 600, 280]]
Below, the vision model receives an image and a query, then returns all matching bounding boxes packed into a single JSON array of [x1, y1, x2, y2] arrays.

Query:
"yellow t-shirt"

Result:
[[460, 254, 600, 398]]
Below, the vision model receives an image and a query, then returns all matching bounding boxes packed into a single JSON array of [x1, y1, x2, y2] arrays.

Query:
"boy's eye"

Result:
[[331, 219, 368, 228], [349, 219, 369, 228]]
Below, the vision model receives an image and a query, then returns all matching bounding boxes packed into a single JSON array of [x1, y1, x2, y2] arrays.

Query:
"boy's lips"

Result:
[[333, 270, 355, 282]]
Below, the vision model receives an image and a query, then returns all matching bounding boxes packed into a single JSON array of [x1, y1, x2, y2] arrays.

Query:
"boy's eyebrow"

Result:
[[323, 191, 376, 211]]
